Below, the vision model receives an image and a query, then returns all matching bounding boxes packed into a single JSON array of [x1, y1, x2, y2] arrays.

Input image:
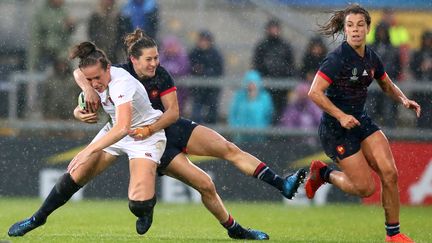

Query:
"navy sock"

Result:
[[253, 162, 284, 191], [33, 173, 82, 223], [222, 215, 244, 233], [319, 166, 333, 183], [385, 222, 400, 236], [221, 215, 236, 229]]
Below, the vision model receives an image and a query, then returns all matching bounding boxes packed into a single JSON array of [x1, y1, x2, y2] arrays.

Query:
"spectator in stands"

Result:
[[411, 31, 432, 81], [252, 18, 296, 124], [367, 9, 410, 48], [279, 78, 321, 130], [300, 36, 327, 78], [367, 9, 410, 80], [410, 30, 432, 128], [159, 35, 190, 114], [88, 0, 132, 63], [121, 0, 159, 40], [228, 70, 273, 143], [189, 30, 224, 124], [43, 57, 80, 120], [368, 23, 401, 128], [28, 0, 75, 71]]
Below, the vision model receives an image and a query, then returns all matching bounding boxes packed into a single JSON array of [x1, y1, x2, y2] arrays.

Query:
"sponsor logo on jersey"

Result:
[[118, 94, 124, 99], [362, 69, 368, 76], [145, 152, 152, 158]]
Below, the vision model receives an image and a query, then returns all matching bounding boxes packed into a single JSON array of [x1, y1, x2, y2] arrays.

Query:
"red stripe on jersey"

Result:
[[317, 71, 333, 84], [160, 87, 177, 97], [379, 72, 388, 81]]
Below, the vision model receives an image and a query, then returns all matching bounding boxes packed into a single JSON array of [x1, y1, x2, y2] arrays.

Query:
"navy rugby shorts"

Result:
[[319, 112, 380, 162], [157, 117, 198, 173]]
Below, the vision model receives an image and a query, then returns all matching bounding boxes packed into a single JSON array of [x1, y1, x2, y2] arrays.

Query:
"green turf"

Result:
[[0, 198, 430, 242]]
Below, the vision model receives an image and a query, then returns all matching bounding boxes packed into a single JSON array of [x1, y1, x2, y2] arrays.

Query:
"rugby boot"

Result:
[[136, 211, 153, 235], [8, 216, 46, 237], [228, 227, 269, 240], [385, 233, 415, 243], [305, 160, 327, 199], [281, 168, 306, 199]]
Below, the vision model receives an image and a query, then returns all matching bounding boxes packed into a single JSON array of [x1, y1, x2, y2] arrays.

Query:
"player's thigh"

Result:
[[187, 125, 235, 157], [92, 151, 117, 177], [338, 150, 375, 189], [128, 158, 158, 199], [361, 130, 397, 178], [164, 153, 214, 192], [70, 151, 116, 185]]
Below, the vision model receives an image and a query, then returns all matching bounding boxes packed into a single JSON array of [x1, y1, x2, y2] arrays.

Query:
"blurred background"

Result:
[[1, 0, 432, 206]]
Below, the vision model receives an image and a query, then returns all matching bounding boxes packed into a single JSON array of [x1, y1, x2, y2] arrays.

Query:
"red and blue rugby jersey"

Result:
[[317, 41, 386, 115]]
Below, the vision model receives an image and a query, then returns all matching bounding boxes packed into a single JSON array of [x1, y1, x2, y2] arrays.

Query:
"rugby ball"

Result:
[[78, 91, 86, 110]]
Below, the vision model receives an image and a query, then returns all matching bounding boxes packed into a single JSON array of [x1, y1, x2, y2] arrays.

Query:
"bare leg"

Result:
[[128, 158, 158, 235], [186, 125, 262, 176], [186, 125, 305, 199], [164, 153, 229, 223], [164, 153, 269, 239], [70, 151, 117, 185], [361, 131, 400, 224], [128, 158, 157, 200], [331, 151, 376, 197]]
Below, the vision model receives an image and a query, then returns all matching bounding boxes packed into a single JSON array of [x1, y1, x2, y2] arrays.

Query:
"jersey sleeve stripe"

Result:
[[317, 70, 333, 84], [160, 87, 177, 97]]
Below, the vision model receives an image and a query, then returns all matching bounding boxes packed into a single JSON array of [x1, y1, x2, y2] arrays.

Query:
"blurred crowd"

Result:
[[3, 0, 432, 141]]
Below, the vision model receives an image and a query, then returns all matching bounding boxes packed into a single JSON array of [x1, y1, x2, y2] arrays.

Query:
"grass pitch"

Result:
[[0, 198, 430, 242]]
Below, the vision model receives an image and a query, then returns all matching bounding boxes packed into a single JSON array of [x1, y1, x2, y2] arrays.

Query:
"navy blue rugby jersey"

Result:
[[114, 62, 177, 112], [317, 41, 387, 115]]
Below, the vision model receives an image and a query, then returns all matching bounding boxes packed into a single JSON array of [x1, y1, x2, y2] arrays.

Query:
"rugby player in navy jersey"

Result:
[[305, 4, 420, 243], [73, 29, 306, 240]]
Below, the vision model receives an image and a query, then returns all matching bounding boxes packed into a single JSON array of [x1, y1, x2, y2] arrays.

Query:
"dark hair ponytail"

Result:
[[70, 41, 110, 69], [318, 3, 371, 39], [124, 28, 157, 58]]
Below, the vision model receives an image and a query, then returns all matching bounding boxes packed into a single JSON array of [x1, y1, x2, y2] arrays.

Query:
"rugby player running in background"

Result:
[[305, 4, 420, 243]]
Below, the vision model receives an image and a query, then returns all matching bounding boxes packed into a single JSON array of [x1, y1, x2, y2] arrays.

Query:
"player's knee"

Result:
[[381, 167, 399, 186], [223, 141, 242, 159], [356, 182, 376, 198], [129, 195, 156, 218], [196, 174, 217, 197]]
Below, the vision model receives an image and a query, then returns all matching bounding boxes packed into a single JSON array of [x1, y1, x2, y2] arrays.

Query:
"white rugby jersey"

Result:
[[98, 66, 162, 128]]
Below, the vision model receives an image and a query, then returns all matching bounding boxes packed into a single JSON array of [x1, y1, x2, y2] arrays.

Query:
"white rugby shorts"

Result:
[[91, 123, 166, 163]]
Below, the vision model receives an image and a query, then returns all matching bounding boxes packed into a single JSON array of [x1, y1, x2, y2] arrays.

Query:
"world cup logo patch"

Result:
[[336, 145, 345, 155]]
